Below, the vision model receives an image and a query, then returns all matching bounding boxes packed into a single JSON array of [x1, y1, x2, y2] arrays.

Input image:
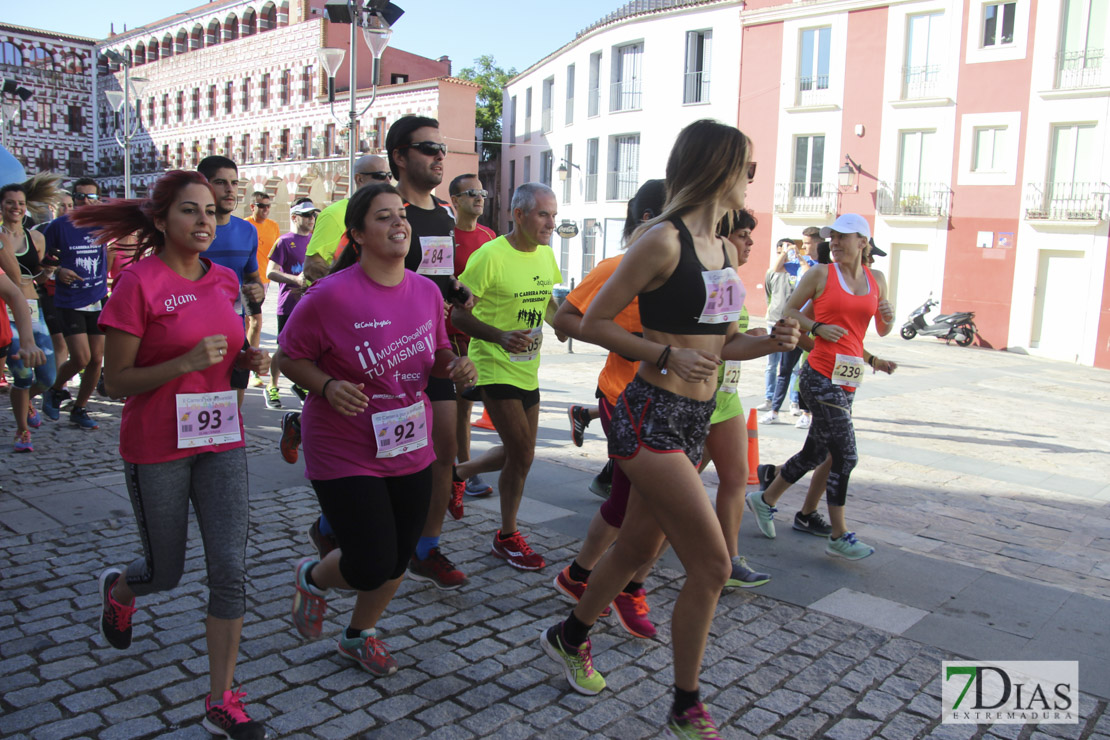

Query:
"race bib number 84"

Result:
[[417, 236, 454, 276]]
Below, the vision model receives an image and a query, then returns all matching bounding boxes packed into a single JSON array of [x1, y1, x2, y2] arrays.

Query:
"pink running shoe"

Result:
[[612, 587, 656, 639]]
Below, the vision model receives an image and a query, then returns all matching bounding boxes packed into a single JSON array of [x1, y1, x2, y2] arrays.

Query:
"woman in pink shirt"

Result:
[[72, 170, 270, 740], [280, 183, 475, 676]]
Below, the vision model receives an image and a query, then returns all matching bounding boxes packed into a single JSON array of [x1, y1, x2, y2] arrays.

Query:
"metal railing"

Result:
[[901, 64, 944, 99], [607, 170, 638, 201], [877, 181, 951, 217], [584, 173, 598, 202], [610, 81, 642, 112], [1024, 181, 1110, 221], [588, 87, 600, 117], [683, 71, 710, 104], [541, 109, 553, 134], [773, 182, 836, 215], [794, 75, 832, 106], [1054, 50, 1106, 89]]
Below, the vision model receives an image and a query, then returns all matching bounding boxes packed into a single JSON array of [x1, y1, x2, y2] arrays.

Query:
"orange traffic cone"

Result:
[[746, 408, 760, 485], [472, 407, 496, 430]]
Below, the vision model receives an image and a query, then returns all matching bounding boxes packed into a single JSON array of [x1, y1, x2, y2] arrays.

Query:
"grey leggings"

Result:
[[779, 363, 857, 507], [122, 448, 249, 620]]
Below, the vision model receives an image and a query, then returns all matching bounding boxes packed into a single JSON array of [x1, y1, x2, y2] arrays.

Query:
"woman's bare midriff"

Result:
[[636, 328, 726, 403]]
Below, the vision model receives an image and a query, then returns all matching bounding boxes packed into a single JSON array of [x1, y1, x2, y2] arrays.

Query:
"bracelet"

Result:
[[656, 344, 672, 375], [867, 355, 876, 368], [320, 377, 337, 397], [809, 322, 823, 338]]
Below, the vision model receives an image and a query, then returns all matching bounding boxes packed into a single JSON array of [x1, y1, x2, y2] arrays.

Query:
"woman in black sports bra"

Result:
[[539, 120, 800, 736]]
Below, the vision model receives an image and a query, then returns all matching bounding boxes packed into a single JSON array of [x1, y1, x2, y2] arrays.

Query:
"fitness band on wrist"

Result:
[[656, 345, 672, 375], [809, 322, 824, 338], [321, 378, 337, 397]]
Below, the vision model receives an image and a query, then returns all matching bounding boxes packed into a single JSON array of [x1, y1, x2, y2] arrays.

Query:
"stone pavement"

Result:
[[2, 316, 1110, 739]]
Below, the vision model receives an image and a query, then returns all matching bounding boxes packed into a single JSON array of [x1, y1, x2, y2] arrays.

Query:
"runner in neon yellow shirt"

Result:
[[453, 183, 562, 572]]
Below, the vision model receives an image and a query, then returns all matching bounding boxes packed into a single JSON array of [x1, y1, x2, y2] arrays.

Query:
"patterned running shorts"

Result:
[[608, 375, 716, 466]]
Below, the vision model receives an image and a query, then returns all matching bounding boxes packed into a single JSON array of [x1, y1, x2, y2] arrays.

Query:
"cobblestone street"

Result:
[[2, 328, 1109, 739]]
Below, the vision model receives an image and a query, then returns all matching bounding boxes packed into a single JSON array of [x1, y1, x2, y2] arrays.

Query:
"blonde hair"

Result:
[[22, 172, 64, 216], [631, 119, 751, 243]]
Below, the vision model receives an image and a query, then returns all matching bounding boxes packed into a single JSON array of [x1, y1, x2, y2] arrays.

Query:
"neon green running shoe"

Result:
[[540, 624, 606, 696], [666, 702, 721, 738]]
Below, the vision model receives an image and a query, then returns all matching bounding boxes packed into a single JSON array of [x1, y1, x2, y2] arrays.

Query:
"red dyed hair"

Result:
[[69, 170, 217, 259]]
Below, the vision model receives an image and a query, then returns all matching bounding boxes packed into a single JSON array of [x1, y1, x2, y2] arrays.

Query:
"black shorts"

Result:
[[246, 299, 263, 317], [608, 375, 715, 466], [40, 292, 64, 335], [277, 312, 290, 335], [479, 383, 540, 410], [426, 375, 456, 403], [59, 307, 104, 337], [229, 339, 251, 389]]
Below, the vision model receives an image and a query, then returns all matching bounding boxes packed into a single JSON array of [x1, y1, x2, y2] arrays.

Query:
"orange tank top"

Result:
[[807, 263, 878, 391]]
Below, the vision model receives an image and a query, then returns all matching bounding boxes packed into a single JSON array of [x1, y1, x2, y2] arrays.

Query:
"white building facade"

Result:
[[501, 0, 743, 286]]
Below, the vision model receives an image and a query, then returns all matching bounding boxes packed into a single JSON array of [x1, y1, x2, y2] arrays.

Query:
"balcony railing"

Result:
[[901, 64, 944, 99], [877, 182, 951, 217], [794, 75, 832, 107], [588, 86, 600, 117], [610, 81, 642, 112], [1025, 181, 1110, 221], [607, 170, 638, 201], [584, 173, 598, 202], [1054, 50, 1106, 90], [541, 109, 553, 134], [683, 71, 710, 104], [774, 182, 837, 215]]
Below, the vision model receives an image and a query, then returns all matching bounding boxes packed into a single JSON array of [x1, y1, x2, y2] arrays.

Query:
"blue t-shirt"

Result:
[[206, 216, 259, 285], [44, 215, 108, 310]]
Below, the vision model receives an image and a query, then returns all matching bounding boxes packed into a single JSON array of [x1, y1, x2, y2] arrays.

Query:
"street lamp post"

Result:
[[318, 1, 403, 184], [103, 49, 148, 198]]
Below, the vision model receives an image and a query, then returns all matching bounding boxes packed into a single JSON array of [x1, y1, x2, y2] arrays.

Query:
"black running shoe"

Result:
[[567, 405, 592, 447], [793, 510, 833, 537], [757, 463, 777, 491], [98, 568, 135, 650], [203, 689, 266, 740]]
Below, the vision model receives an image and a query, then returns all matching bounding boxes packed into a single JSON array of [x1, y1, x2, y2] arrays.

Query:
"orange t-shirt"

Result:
[[565, 255, 641, 406], [247, 217, 281, 285]]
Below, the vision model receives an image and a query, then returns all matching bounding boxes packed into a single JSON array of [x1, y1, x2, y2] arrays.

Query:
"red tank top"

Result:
[[807, 263, 878, 391]]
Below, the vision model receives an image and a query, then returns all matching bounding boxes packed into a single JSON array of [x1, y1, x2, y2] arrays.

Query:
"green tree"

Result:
[[458, 55, 516, 161]]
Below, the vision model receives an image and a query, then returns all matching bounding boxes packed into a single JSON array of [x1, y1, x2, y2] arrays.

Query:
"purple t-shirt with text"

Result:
[[268, 232, 309, 316]]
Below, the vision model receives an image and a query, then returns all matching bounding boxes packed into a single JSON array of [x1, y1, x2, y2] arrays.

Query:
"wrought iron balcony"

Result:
[[609, 81, 642, 112], [877, 182, 951, 217], [1054, 50, 1106, 90], [774, 182, 836, 215], [793, 75, 832, 107], [901, 64, 944, 99], [1025, 181, 1110, 221]]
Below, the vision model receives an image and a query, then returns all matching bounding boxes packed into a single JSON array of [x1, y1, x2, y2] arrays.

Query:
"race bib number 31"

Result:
[[698, 268, 745, 324], [176, 391, 241, 449], [509, 327, 544, 363], [417, 236, 454, 276], [831, 353, 865, 388], [371, 400, 429, 458]]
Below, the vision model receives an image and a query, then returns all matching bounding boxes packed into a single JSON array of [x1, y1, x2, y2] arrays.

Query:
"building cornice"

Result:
[[740, 0, 918, 26], [0, 22, 98, 45]]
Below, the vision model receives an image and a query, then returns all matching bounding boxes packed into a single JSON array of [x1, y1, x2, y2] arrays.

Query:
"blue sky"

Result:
[[6, 0, 624, 75]]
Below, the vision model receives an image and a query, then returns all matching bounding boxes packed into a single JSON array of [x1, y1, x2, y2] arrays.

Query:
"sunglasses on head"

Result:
[[357, 171, 391, 181], [456, 189, 487, 198], [74, 193, 100, 202], [404, 141, 447, 157], [747, 162, 757, 182]]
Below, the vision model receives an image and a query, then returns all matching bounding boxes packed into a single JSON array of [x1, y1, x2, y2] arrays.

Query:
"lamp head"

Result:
[[104, 90, 125, 112], [317, 47, 346, 77]]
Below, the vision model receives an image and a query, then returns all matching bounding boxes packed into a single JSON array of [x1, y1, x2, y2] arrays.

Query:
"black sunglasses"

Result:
[[356, 171, 391, 181], [74, 193, 100, 202], [456, 189, 487, 198], [404, 141, 447, 157]]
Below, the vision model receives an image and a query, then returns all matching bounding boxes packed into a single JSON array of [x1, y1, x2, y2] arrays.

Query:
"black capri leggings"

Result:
[[779, 363, 858, 506], [311, 467, 433, 592]]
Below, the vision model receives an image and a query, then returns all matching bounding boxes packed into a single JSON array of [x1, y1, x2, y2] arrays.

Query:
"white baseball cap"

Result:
[[291, 201, 319, 216], [820, 213, 871, 239]]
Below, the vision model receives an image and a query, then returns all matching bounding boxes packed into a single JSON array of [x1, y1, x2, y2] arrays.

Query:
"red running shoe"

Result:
[[553, 566, 611, 617], [409, 547, 467, 590], [280, 412, 301, 464], [491, 530, 545, 571], [612, 587, 656, 639], [448, 479, 465, 521]]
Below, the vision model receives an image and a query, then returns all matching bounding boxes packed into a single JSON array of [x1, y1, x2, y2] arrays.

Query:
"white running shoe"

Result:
[[759, 411, 779, 424], [789, 402, 802, 416], [795, 414, 811, 429], [755, 399, 772, 412]]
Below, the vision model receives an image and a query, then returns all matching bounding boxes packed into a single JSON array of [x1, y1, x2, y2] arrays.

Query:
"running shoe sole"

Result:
[[407, 569, 464, 591]]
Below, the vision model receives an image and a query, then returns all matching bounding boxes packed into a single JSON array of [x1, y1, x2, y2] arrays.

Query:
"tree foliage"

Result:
[[458, 55, 516, 161]]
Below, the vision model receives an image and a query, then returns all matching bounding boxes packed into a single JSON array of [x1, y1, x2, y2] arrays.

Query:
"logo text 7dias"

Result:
[[942, 661, 1078, 724]]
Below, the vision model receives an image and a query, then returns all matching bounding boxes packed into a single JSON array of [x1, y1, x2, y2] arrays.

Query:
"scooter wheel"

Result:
[[900, 326, 917, 340], [954, 324, 975, 347]]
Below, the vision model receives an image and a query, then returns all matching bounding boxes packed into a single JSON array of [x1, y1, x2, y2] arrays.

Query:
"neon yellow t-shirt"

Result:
[[305, 199, 348, 262], [459, 236, 562, 391]]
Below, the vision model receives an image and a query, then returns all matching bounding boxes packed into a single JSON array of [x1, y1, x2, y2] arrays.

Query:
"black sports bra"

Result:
[[14, 230, 41, 280], [638, 216, 732, 335]]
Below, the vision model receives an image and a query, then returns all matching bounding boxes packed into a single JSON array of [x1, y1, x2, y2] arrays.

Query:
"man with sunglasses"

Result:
[[447, 174, 497, 500], [41, 179, 108, 429], [246, 192, 280, 386], [301, 154, 391, 283]]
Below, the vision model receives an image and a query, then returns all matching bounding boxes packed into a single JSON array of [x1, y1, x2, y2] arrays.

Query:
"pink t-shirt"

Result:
[[99, 257, 246, 464], [279, 264, 450, 480]]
